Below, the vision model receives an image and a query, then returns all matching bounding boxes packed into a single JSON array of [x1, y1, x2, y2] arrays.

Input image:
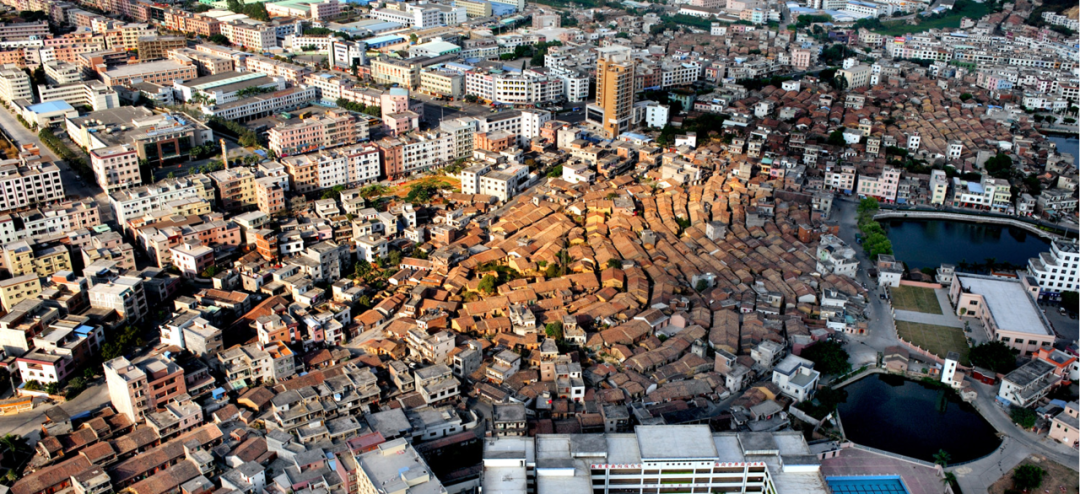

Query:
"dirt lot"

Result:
[[988, 456, 1079, 494], [389, 176, 460, 198]]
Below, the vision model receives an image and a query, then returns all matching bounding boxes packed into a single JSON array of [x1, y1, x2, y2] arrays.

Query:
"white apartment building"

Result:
[[221, 21, 277, 51], [400, 132, 453, 175], [660, 62, 701, 88], [0, 158, 65, 211], [439, 118, 476, 159], [951, 176, 1011, 212], [929, 169, 948, 205], [202, 86, 317, 122], [109, 175, 213, 228], [0, 64, 32, 104], [1028, 239, 1079, 297], [856, 165, 901, 203], [465, 68, 564, 105], [38, 81, 120, 112], [519, 108, 550, 142], [43, 60, 83, 85], [89, 143, 141, 194], [481, 426, 827, 494]]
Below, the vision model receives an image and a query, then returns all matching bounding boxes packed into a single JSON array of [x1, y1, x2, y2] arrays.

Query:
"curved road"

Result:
[[832, 196, 1079, 493]]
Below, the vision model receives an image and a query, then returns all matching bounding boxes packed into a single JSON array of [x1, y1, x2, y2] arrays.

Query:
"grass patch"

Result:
[[890, 286, 943, 314], [896, 321, 969, 365]]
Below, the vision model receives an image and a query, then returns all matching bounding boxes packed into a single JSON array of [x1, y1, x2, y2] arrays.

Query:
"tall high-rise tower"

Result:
[[593, 45, 635, 139]]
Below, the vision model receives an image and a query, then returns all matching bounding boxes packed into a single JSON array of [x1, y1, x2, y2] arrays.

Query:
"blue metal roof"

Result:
[[26, 100, 75, 114]]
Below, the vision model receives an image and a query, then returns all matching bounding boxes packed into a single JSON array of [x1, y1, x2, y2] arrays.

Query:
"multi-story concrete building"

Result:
[[136, 35, 186, 61], [375, 132, 452, 179], [255, 177, 285, 215], [245, 55, 310, 84], [43, 60, 83, 85], [105, 355, 187, 423], [590, 46, 635, 139], [1028, 239, 1079, 299], [201, 85, 316, 122], [949, 273, 1055, 356], [89, 275, 148, 322], [109, 175, 214, 228], [99, 60, 198, 86], [0, 274, 40, 312], [0, 64, 32, 105], [267, 109, 368, 157], [480, 426, 827, 494], [419, 67, 464, 100], [0, 157, 64, 210], [209, 167, 256, 212], [929, 169, 948, 205], [465, 67, 564, 105], [280, 143, 382, 193], [370, 57, 423, 88], [856, 165, 900, 203], [68, 107, 214, 167], [2, 240, 71, 278], [36, 81, 120, 112], [0, 21, 49, 40], [168, 47, 234, 76], [89, 143, 141, 194], [220, 21, 277, 51], [353, 439, 446, 494], [837, 64, 871, 88]]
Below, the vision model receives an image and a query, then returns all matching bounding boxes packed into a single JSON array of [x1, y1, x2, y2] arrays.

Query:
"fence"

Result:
[[873, 210, 1074, 239], [897, 280, 943, 289]]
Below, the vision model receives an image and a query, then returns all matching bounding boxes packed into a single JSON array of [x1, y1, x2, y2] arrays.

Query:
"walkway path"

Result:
[[948, 380, 1079, 493], [893, 310, 964, 328]]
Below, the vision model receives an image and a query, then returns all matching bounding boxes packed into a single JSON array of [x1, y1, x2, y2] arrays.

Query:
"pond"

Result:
[[886, 219, 1051, 270], [837, 374, 1001, 464]]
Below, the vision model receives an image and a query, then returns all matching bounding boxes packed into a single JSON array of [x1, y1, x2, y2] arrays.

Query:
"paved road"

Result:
[[830, 197, 899, 367], [893, 309, 963, 328], [0, 104, 113, 221], [0, 382, 110, 447], [949, 380, 1080, 493]]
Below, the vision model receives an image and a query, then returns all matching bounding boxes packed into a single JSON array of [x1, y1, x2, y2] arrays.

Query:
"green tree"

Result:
[[478, 275, 497, 295], [239, 132, 258, 147], [969, 341, 1018, 373], [545, 321, 563, 341], [0, 434, 25, 453], [799, 340, 851, 375], [1012, 464, 1045, 490], [83, 368, 96, 380], [695, 279, 709, 292], [409, 33, 418, 43], [983, 153, 1013, 179], [209, 34, 230, 45], [827, 129, 846, 146], [1010, 407, 1037, 429], [932, 449, 951, 466], [547, 165, 562, 178], [1062, 291, 1078, 313], [606, 258, 622, 269]]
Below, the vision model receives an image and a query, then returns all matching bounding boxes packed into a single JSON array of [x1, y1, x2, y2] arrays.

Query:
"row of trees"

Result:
[[38, 128, 95, 182], [225, 0, 269, 21], [856, 198, 894, 258], [335, 98, 382, 117], [206, 116, 261, 147]]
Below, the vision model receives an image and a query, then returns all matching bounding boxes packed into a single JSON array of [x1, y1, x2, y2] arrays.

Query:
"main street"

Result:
[[830, 197, 899, 367], [0, 104, 113, 222]]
